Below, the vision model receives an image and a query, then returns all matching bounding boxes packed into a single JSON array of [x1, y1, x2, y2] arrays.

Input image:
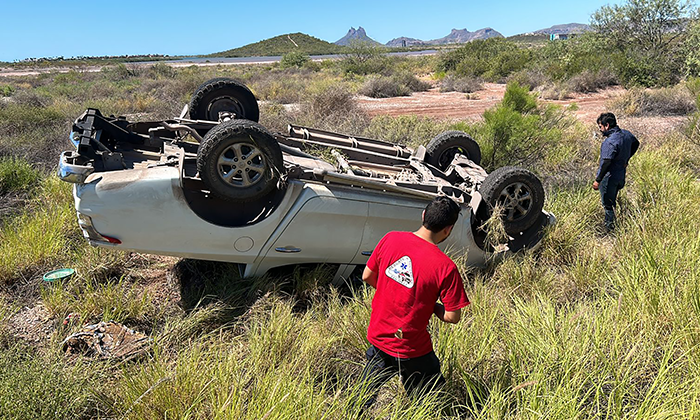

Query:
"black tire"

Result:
[[425, 130, 481, 170], [189, 78, 259, 123], [479, 166, 544, 236], [197, 119, 283, 202]]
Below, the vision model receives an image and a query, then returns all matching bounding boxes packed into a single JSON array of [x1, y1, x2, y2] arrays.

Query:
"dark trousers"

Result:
[[359, 345, 445, 408], [600, 176, 625, 231]]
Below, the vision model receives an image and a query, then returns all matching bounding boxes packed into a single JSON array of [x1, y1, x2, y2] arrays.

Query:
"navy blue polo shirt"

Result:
[[597, 127, 639, 181]]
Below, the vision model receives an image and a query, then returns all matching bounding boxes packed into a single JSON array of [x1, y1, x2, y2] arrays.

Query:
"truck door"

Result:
[[262, 196, 368, 268]]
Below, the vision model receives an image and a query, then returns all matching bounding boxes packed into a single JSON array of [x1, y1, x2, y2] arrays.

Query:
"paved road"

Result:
[[0, 50, 439, 76]]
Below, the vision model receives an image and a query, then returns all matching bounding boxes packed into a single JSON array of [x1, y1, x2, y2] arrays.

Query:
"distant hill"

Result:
[[386, 37, 427, 47], [429, 28, 503, 44], [532, 23, 591, 34], [385, 28, 503, 47], [210, 33, 342, 57], [335, 27, 381, 46]]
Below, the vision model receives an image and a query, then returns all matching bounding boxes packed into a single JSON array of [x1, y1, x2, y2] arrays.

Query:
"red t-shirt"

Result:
[[366, 231, 470, 358]]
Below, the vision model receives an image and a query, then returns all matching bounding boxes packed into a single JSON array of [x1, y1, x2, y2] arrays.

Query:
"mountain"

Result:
[[385, 28, 503, 47], [209, 33, 342, 57], [335, 27, 381, 46], [532, 23, 591, 34], [385, 37, 427, 47], [429, 28, 503, 44]]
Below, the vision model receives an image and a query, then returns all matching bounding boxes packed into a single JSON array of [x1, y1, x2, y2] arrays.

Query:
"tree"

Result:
[[684, 19, 700, 75], [591, 0, 699, 85], [280, 51, 310, 69]]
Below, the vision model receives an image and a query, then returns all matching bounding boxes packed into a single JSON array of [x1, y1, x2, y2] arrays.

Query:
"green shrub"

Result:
[[0, 157, 41, 194], [477, 82, 564, 171], [280, 51, 310, 69]]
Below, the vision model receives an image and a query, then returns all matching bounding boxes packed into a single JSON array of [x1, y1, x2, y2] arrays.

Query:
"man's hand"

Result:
[[434, 303, 461, 324], [362, 266, 378, 289], [592, 181, 600, 190]]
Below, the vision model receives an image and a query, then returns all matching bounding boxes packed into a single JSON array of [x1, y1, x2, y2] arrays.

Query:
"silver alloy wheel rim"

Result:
[[217, 142, 266, 187], [498, 182, 533, 222]]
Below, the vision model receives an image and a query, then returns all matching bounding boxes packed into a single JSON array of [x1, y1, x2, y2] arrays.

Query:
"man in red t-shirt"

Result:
[[359, 196, 470, 407]]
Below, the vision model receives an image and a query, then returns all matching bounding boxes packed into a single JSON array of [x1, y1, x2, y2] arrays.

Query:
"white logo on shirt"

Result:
[[386, 256, 414, 288]]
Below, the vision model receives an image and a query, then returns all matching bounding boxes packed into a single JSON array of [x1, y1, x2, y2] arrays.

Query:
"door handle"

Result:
[[275, 246, 302, 253], [361, 250, 373, 256]]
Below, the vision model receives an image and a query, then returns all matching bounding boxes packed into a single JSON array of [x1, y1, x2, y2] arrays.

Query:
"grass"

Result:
[[1, 63, 700, 418], [610, 84, 698, 116], [0, 156, 41, 194]]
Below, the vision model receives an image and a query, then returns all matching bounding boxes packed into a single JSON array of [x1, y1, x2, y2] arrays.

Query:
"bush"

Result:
[[477, 82, 565, 171], [358, 76, 410, 98], [0, 157, 41, 194], [297, 83, 369, 133], [366, 115, 451, 147], [339, 41, 389, 75], [280, 51, 310, 69], [392, 71, 431, 92], [610, 85, 697, 116], [439, 75, 483, 93], [565, 69, 618, 93], [534, 34, 611, 82], [0, 85, 14, 97], [536, 83, 571, 100], [438, 38, 532, 81], [103, 63, 142, 80], [507, 69, 551, 90], [147, 62, 177, 79]]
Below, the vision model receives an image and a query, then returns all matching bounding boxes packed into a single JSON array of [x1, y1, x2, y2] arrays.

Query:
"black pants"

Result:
[[600, 176, 625, 231], [359, 345, 445, 408]]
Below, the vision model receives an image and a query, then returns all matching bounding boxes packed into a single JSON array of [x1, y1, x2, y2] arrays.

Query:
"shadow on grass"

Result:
[[173, 259, 363, 320]]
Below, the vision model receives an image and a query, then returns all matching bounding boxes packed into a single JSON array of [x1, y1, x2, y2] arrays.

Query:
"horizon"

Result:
[[0, 0, 620, 62]]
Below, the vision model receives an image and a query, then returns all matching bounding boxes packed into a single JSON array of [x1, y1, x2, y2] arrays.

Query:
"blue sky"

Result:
[[0, 0, 620, 62]]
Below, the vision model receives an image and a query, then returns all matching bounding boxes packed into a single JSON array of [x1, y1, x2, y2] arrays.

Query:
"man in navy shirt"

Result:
[[593, 113, 640, 232]]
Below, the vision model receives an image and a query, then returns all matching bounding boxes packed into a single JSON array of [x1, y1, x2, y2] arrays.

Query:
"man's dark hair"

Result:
[[597, 112, 618, 128], [423, 196, 460, 232]]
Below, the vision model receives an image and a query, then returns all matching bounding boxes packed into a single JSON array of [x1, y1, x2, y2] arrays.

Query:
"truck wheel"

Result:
[[479, 166, 544, 236], [425, 130, 481, 170], [189, 78, 259, 123], [197, 119, 283, 202]]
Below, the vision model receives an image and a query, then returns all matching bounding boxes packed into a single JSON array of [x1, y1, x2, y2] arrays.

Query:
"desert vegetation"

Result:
[[1, 0, 700, 418]]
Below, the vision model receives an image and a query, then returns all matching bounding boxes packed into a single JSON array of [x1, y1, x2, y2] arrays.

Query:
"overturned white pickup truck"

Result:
[[58, 78, 554, 281]]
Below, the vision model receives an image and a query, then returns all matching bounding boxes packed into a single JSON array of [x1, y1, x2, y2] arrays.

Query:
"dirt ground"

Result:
[[356, 83, 686, 137]]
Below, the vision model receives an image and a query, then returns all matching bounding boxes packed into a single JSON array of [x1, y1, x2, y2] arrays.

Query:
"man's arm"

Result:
[[630, 136, 640, 157], [434, 303, 461, 324], [595, 159, 613, 182], [362, 266, 378, 289]]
